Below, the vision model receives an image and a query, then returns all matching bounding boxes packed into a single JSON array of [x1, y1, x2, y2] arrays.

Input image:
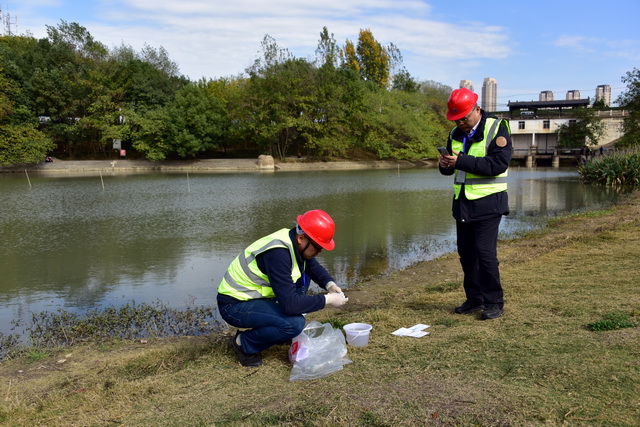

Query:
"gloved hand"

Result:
[[326, 281, 343, 293], [325, 292, 348, 308]]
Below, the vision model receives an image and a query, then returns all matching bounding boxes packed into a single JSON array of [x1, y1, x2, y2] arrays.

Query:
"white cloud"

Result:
[[47, 0, 510, 80]]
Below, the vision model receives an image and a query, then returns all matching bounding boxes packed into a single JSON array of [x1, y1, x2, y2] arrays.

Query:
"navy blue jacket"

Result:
[[217, 228, 333, 314], [439, 110, 512, 222]]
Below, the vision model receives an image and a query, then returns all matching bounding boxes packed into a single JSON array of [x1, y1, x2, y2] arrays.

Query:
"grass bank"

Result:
[[1, 191, 639, 426]]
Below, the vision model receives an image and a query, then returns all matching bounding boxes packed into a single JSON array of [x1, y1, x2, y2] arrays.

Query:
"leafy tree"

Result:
[[616, 68, 640, 147], [166, 80, 226, 158], [341, 40, 360, 75], [127, 82, 226, 160], [342, 29, 390, 87], [417, 80, 456, 126], [358, 87, 449, 160], [128, 106, 171, 161], [340, 29, 403, 89], [392, 68, 418, 92], [0, 68, 54, 165], [555, 107, 606, 148], [45, 20, 108, 62], [315, 27, 339, 70], [305, 67, 365, 159], [244, 36, 320, 160]]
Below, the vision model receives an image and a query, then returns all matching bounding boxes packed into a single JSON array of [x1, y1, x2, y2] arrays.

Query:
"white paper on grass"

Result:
[[391, 323, 430, 337]]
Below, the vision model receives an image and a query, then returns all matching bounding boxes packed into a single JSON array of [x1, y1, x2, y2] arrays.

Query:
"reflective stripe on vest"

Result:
[[217, 228, 303, 301], [451, 117, 509, 200]]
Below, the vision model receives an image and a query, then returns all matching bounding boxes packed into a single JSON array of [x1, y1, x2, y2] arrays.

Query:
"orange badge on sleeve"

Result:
[[496, 136, 507, 147]]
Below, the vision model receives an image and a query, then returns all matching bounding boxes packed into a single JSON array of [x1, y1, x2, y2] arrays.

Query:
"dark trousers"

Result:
[[218, 299, 305, 354], [456, 216, 504, 308]]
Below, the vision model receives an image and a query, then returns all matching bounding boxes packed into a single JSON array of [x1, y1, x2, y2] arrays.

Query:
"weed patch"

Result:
[[585, 312, 638, 332]]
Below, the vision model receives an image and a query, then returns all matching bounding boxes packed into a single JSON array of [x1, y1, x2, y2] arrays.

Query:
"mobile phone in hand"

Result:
[[437, 147, 450, 156]]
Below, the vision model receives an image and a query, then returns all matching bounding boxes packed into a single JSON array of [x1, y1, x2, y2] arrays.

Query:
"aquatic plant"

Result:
[[578, 148, 640, 187], [0, 300, 224, 360]]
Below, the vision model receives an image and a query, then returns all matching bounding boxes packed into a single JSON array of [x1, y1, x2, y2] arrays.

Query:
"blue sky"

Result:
[[8, 0, 640, 108]]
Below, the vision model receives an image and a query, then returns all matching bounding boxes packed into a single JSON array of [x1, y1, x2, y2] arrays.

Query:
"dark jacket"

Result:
[[439, 110, 512, 222], [217, 228, 333, 314]]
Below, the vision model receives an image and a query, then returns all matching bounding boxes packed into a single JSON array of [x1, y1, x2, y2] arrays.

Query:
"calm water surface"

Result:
[[0, 167, 623, 334]]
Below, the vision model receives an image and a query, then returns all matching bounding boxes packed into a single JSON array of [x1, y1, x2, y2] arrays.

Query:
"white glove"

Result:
[[326, 281, 342, 293], [325, 293, 348, 308]]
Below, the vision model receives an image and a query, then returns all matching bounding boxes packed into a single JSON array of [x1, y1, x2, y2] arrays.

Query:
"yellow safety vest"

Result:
[[217, 228, 303, 301], [451, 117, 509, 200]]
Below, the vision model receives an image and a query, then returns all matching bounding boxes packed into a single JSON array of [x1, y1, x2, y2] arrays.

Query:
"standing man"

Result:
[[217, 209, 348, 367], [438, 88, 512, 320]]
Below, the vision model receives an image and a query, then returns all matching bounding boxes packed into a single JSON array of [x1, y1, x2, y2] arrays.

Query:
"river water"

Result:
[[0, 167, 623, 335]]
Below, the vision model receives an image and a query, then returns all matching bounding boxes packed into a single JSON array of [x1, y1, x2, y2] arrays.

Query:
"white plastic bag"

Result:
[[289, 321, 351, 381]]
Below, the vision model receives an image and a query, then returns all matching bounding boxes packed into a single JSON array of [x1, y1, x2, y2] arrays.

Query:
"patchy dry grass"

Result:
[[1, 191, 639, 426]]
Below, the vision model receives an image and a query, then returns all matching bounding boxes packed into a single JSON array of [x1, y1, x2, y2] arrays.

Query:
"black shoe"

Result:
[[481, 307, 504, 320], [454, 301, 484, 314], [231, 331, 262, 367]]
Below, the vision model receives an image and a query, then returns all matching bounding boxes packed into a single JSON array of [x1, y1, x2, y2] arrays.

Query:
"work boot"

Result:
[[454, 301, 484, 315], [231, 331, 262, 367], [481, 306, 504, 320]]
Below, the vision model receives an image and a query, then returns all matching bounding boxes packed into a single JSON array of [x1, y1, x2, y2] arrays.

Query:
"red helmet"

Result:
[[446, 88, 479, 121], [296, 209, 336, 251]]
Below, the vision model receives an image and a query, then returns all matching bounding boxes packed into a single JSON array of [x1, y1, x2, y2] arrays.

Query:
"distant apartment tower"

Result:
[[566, 90, 581, 100], [596, 85, 612, 106], [539, 91, 554, 101], [459, 79, 474, 92], [481, 78, 497, 111]]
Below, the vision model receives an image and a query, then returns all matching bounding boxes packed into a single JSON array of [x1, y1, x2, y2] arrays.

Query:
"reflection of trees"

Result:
[[1, 212, 189, 306], [510, 177, 617, 217], [310, 190, 454, 285]]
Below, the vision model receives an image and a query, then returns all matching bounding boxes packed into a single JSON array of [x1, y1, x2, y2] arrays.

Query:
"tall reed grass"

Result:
[[578, 148, 640, 187]]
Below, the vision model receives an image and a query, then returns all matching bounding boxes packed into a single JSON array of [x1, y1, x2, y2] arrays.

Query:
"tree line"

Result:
[[0, 22, 455, 165]]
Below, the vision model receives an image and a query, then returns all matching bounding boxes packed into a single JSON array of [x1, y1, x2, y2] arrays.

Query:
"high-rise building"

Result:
[[596, 85, 612, 106], [539, 91, 554, 101], [459, 80, 474, 92], [566, 90, 581, 100], [481, 78, 497, 112]]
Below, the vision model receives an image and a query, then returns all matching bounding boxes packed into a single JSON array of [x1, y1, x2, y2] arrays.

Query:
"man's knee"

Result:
[[286, 315, 306, 338]]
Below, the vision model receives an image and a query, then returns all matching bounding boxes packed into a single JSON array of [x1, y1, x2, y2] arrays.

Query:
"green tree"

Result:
[[128, 106, 171, 161], [243, 36, 320, 160], [616, 68, 640, 147], [392, 68, 418, 92], [0, 68, 54, 165], [315, 27, 339, 70], [555, 107, 606, 149], [358, 87, 449, 160], [305, 67, 365, 159], [166, 80, 226, 158]]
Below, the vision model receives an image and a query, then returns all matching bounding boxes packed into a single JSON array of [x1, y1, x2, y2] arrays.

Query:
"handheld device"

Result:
[[437, 147, 450, 156]]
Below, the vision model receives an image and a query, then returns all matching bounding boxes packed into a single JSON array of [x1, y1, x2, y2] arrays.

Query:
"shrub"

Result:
[[578, 148, 640, 187]]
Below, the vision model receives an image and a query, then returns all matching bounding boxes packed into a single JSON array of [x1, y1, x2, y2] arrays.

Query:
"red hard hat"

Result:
[[296, 209, 336, 251], [446, 88, 479, 121]]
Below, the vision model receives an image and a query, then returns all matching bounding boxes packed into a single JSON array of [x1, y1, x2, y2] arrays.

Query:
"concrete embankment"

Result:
[[0, 157, 429, 175]]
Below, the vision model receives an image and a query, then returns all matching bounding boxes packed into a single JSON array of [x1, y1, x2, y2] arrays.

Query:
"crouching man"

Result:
[[216, 209, 348, 367]]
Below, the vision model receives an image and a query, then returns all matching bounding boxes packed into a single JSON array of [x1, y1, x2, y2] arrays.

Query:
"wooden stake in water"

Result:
[[24, 170, 32, 188], [187, 172, 191, 194], [100, 172, 105, 190]]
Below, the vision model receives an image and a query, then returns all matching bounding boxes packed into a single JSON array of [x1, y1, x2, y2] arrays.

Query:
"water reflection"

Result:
[[0, 167, 623, 334]]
